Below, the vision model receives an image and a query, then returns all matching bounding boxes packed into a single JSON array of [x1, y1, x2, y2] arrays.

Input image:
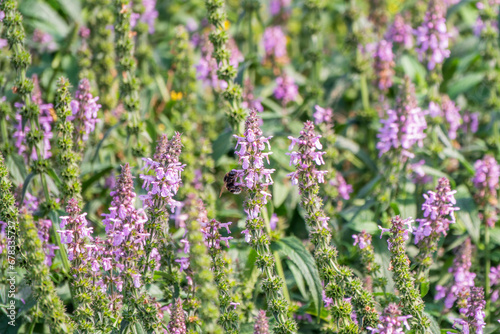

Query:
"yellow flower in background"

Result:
[[388, 0, 403, 15], [170, 91, 183, 101], [224, 20, 231, 30]]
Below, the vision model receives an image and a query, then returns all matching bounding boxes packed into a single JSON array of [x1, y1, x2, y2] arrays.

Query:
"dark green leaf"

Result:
[[20, 172, 36, 206], [272, 236, 323, 318], [420, 281, 430, 298]]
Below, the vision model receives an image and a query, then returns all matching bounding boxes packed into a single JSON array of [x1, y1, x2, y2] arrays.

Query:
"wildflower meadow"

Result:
[[1, 0, 500, 333]]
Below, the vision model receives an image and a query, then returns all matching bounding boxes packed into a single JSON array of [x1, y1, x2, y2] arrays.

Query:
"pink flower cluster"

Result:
[[234, 110, 275, 243], [68, 78, 101, 143], [13, 75, 54, 161], [414, 177, 459, 245], [274, 74, 298, 106], [385, 14, 413, 49], [262, 26, 289, 64], [373, 39, 395, 91], [414, 0, 451, 70], [435, 239, 476, 310], [367, 303, 412, 334], [287, 121, 328, 187], [313, 105, 333, 126], [377, 79, 427, 159]]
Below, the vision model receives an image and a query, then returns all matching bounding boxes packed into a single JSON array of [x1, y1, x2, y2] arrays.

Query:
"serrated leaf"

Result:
[[135, 322, 146, 334], [425, 312, 441, 334], [287, 260, 307, 300], [272, 237, 322, 319]]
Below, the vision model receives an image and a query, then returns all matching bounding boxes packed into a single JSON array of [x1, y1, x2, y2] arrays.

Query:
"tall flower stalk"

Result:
[[472, 155, 499, 317], [58, 198, 96, 331], [204, 0, 246, 130], [69, 78, 101, 154], [234, 110, 297, 333], [184, 195, 222, 333], [140, 132, 184, 283], [380, 216, 430, 333], [414, 177, 459, 281], [203, 218, 239, 332], [288, 121, 378, 330], [0, 154, 74, 333], [54, 77, 82, 204], [353, 231, 385, 292], [99, 163, 162, 331], [114, 0, 147, 157], [85, 0, 117, 111], [0, 0, 71, 275]]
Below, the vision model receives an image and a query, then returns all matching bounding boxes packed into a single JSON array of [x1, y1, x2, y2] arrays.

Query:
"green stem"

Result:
[[273, 251, 290, 303], [360, 74, 370, 112]]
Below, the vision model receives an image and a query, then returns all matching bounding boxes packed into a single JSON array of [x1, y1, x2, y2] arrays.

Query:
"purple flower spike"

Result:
[[313, 105, 333, 126], [262, 26, 289, 65], [472, 155, 500, 227], [168, 298, 187, 334], [287, 121, 329, 191], [451, 287, 486, 334], [414, 0, 451, 71], [435, 238, 476, 310], [473, 155, 500, 204], [367, 303, 412, 334], [69, 78, 101, 147], [386, 14, 413, 49], [376, 77, 427, 159], [415, 177, 458, 245], [373, 40, 395, 91], [273, 74, 298, 106], [254, 310, 269, 334]]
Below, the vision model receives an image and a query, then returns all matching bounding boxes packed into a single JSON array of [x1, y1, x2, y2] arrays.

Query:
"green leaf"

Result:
[[46, 167, 62, 187], [489, 227, 500, 246], [56, 0, 82, 22], [396, 196, 417, 220], [420, 281, 430, 297], [454, 185, 480, 244], [287, 260, 307, 300], [273, 175, 289, 207], [399, 54, 427, 83], [119, 319, 130, 334], [447, 73, 484, 99], [425, 312, 441, 334], [135, 322, 146, 334], [20, 172, 36, 206], [81, 166, 114, 195], [272, 236, 323, 318]]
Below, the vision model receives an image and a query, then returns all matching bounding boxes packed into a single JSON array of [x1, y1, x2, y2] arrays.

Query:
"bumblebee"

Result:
[[220, 170, 242, 197]]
